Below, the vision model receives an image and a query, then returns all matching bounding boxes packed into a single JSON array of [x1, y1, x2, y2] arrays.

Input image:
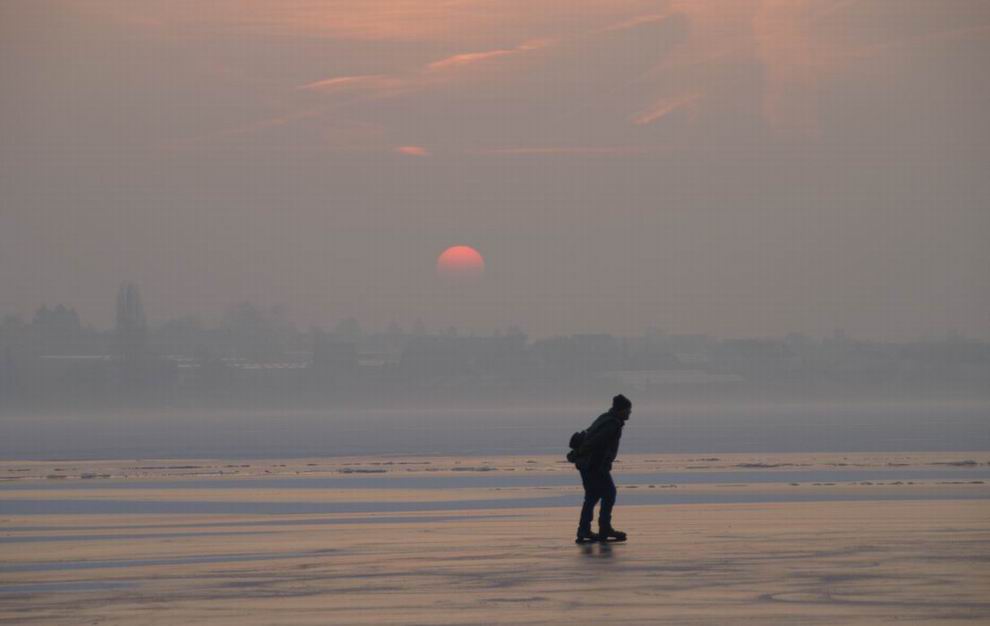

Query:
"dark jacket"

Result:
[[570, 410, 625, 473]]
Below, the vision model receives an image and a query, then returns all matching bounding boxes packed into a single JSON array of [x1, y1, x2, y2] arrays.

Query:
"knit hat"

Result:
[[612, 394, 632, 410]]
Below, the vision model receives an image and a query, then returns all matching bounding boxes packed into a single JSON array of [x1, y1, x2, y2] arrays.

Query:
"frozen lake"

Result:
[[2, 453, 988, 624]]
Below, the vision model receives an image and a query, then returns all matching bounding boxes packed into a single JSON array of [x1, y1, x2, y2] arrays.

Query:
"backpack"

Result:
[[568, 430, 586, 450], [566, 430, 587, 464]]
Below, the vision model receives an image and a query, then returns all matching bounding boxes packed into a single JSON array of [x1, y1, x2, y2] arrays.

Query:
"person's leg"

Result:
[[597, 471, 617, 529], [578, 468, 601, 533], [597, 471, 626, 540]]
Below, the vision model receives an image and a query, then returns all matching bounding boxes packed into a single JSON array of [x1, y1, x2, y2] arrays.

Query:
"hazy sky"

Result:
[[2, 0, 988, 339]]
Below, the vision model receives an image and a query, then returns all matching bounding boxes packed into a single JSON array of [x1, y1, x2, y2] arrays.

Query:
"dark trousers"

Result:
[[578, 467, 616, 531]]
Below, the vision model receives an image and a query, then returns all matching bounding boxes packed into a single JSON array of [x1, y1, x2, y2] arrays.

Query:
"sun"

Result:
[[437, 245, 485, 281]]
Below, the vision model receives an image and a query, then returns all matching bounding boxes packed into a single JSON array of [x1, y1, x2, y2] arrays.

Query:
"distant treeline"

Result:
[[1, 284, 989, 410]]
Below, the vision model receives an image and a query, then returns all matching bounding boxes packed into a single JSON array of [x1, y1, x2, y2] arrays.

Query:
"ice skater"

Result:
[[567, 394, 631, 543]]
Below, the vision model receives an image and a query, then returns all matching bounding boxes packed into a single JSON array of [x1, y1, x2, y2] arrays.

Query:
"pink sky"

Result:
[[1, 0, 988, 338]]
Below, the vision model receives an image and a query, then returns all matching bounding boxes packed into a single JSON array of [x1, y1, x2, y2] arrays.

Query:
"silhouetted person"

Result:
[[568, 394, 631, 543]]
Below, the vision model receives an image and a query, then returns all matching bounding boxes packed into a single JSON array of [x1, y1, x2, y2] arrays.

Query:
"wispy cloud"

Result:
[[300, 38, 555, 100], [79, 0, 491, 43], [426, 49, 518, 71], [299, 74, 394, 92], [631, 92, 701, 125], [79, 0, 653, 44], [426, 39, 554, 72], [603, 13, 672, 32], [185, 37, 556, 152], [131, 0, 990, 156], [639, 0, 855, 136], [395, 145, 431, 156]]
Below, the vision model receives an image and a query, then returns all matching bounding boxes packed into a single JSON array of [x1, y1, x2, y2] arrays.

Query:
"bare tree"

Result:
[[114, 282, 148, 362]]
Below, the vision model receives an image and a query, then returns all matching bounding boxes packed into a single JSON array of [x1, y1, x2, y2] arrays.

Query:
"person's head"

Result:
[[611, 394, 632, 420]]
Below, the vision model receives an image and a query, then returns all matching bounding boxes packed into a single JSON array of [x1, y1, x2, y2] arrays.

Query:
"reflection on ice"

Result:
[[1, 549, 336, 573], [0, 581, 139, 594]]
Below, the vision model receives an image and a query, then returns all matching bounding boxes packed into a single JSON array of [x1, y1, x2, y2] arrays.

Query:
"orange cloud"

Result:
[[300, 75, 388, 91], [395, 145, 430, 156], [753, 0, 835, 136], [426, 49, 517, 71], [125, 0, 986, 153], [297, 74, 416, 100], [81, 0, 650, 45], [603, 13, 672, 32], [426, 38, 554, 72], [640, 0, 863, 136], [631, 92, 702, 125], [301, 38, 555, 99]]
